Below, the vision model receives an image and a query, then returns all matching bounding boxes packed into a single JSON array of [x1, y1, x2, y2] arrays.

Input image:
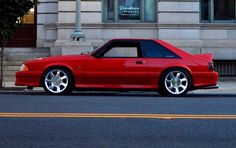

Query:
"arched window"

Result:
[[103, 0, 156, 22], [7, 7, 37, 47]]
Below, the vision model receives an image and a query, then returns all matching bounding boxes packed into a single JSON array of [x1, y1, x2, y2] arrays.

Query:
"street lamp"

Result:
[[71, 0, 85, 41]]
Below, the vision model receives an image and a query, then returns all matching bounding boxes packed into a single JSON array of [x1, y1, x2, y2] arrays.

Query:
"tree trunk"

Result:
[[0, 39, 5, 88]]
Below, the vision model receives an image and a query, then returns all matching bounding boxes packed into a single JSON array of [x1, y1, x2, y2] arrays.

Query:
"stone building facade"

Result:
[[4, 0, 236, 84]]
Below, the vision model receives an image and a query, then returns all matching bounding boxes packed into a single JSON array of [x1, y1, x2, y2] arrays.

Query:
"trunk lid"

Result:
[[194, 53, 213, 62]]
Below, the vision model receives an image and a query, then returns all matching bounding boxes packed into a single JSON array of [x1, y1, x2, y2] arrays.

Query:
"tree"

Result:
[[0, 0, 37, 88]]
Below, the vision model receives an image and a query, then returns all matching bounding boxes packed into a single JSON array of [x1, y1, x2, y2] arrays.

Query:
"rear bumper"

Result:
[[15, 71, 42, 87], [192, 71, 219, 89], [199, 84, 219, 90]]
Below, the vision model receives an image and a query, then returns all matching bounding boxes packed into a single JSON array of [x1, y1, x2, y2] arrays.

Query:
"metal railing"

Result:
[[214, 60, 236, 77]]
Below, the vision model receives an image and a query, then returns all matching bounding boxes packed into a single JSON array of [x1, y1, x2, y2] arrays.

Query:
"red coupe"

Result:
[[15, 39, 218, 96]]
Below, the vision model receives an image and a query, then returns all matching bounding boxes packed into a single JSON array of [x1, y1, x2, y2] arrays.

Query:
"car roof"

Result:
[[110, 38, 158, 41], [96, 38, 192, 59]]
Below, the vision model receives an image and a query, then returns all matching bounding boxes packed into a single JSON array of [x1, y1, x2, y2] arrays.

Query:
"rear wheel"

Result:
[[159, 69, 191, 97], [42, 68, 73, 95]]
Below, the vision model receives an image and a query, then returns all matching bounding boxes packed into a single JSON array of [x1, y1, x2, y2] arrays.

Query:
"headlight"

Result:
[[20, 64, 29, 71]]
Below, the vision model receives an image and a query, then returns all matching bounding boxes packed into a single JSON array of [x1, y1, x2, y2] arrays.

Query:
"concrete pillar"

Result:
[[71, 0, 85, 40]]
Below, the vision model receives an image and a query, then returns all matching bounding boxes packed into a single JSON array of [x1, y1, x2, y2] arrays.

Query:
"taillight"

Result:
[[208, 62, 214, 71]]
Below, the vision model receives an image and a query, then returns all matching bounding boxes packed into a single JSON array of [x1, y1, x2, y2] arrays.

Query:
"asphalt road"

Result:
[[0, 91, 236, 147]]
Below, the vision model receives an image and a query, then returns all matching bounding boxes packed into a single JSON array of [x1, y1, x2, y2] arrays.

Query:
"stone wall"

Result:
[[37, 0, 58, 47], [37, 0, 236, 60], [157, 0, 236, 60]]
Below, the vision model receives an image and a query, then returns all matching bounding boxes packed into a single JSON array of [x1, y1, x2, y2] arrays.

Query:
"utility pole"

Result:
[[71, 0, 85, 41]]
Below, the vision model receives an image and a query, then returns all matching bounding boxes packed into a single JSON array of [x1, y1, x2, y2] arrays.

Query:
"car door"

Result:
[[83, 40, 149, 89]]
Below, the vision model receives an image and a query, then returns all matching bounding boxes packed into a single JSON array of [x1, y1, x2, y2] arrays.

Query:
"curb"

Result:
[[0, 81, 235, 94]]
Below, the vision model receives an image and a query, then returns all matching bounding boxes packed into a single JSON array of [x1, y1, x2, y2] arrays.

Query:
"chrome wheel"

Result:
[[164, 70, 189, 95], [44, 69, 69, 94]]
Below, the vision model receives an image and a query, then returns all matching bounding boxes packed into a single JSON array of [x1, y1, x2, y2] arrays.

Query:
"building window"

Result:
[[118, 0, 141, 20], [19, 7, 35, 24], [103, 0, 156, 22], [201, 0, 236, 22]]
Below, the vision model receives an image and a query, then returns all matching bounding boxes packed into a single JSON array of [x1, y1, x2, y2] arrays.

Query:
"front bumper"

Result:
[[15, 71, 42, 87]]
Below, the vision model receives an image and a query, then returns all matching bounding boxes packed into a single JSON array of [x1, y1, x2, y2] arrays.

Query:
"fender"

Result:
[[44, 62, 75, 72]]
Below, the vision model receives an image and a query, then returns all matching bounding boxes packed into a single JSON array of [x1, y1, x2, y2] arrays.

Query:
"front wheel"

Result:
[[159, 69, 191, 97], [42, 68, 73, 95]]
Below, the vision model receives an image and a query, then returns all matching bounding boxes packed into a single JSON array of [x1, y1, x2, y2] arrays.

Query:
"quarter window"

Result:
[[201, 0, 236, 22], [141, 41, 178, 58], [103, 0, 156, 22]]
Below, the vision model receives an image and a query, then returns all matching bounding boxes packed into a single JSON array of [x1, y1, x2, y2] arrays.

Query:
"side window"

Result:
[[104, 47, 138, 57], [103, 41, 140, 58], [142, 40, 178, 58]]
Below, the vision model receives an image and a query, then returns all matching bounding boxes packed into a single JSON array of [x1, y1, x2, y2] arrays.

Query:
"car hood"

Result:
[[25, 54, 90, 64]]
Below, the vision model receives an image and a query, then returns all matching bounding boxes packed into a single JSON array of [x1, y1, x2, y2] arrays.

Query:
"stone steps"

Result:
[[0, 47, 50, 83], [2, 61, 25, 66]]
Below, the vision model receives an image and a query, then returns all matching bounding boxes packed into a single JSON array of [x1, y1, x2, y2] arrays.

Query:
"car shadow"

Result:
[[0, 90, 236, 98]]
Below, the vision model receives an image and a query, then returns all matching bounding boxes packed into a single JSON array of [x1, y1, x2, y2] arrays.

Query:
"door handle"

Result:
[[136, 60, 145, 64]]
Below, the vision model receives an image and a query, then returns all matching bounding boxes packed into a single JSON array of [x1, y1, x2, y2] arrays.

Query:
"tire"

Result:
[[42, 67, 74, 95], [159, 68, 191, 97]]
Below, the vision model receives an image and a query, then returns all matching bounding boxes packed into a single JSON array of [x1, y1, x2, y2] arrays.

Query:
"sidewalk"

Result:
[[191, 81, 236, 94], [0, 81, 235, 94]]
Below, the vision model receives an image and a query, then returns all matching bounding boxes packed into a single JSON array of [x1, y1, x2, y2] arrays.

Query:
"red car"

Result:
[[15, 39, 218, 96]]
